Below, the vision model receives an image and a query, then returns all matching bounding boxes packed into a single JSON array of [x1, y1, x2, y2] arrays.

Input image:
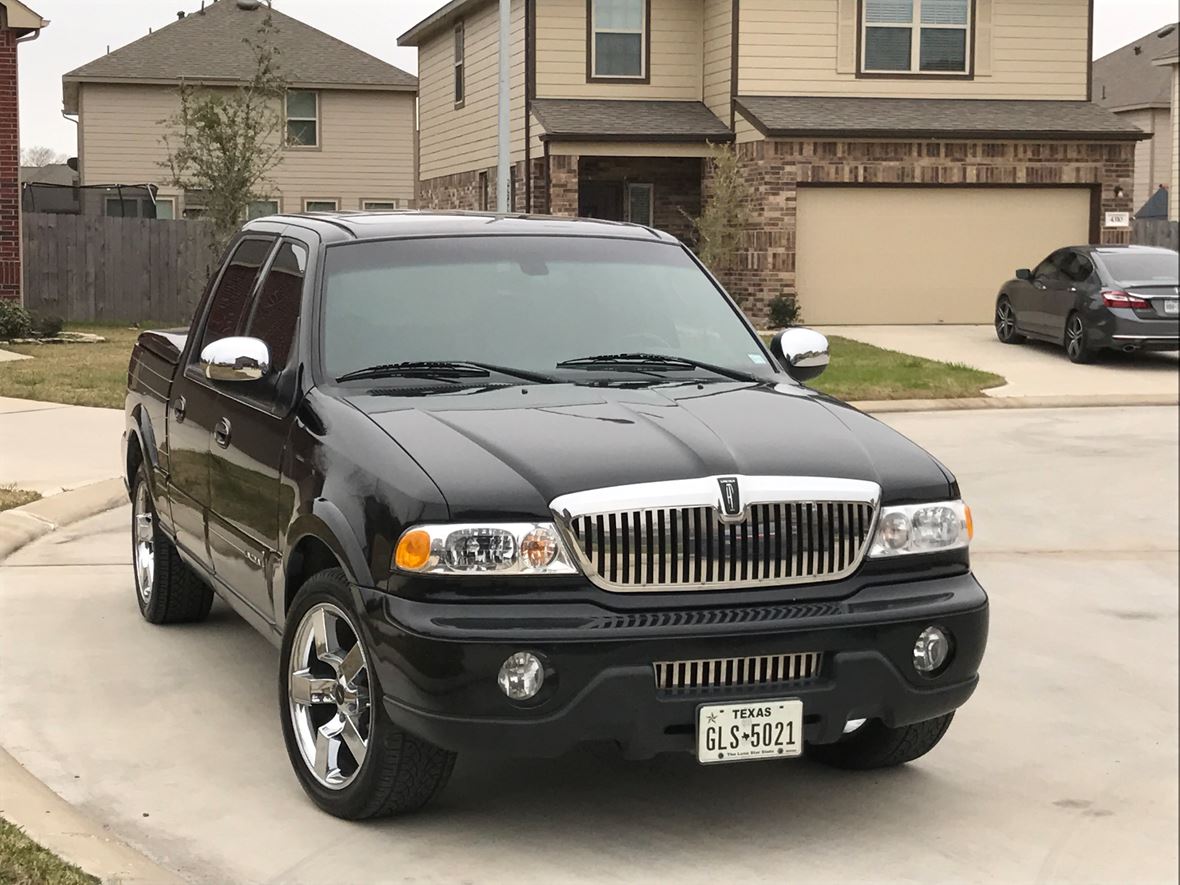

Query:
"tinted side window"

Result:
[[200, 238, 275, 351], [1033, 255, 1058, 281], [1069, 254, 1095, 283], [244, 241, 307, 369]]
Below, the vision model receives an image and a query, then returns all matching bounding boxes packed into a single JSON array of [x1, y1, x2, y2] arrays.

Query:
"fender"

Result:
[[282, 501, 375, 617]]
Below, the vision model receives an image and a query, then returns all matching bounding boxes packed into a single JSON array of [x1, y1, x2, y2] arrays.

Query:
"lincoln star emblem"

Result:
[[717, 477, 741, 519]]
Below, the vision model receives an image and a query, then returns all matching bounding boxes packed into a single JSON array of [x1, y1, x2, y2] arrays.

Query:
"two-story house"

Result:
[[401, 0, 1145, 325], [62, 0, 418, 220], [1093, 24, 1177, 215]]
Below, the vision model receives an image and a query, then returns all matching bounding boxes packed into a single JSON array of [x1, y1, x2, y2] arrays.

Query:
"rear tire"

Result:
[[995, 298, 1024, 344], [279, 568, 457, 819], [1064, 312, 1095, 364], [131, 463, 213, 624], [807, 713, 954, 770]]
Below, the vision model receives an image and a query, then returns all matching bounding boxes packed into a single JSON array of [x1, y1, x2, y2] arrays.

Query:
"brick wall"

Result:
[[419, 161, 538, 213], [577, 156, 702, 243], [0, 27, 20, 301], [548, 155, 579, 217], [721, 139, 1137, 325]]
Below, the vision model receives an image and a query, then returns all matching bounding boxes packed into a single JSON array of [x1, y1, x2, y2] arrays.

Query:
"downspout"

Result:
[[496, 0, 511, 212]]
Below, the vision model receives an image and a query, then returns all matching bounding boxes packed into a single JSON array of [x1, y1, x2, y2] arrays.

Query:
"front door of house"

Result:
[[579, 181, 624, 222]]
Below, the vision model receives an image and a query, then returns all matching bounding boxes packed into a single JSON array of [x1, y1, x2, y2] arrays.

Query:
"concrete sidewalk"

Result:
[[0, 396, 123, 495], [823, 325, 1179, 398]]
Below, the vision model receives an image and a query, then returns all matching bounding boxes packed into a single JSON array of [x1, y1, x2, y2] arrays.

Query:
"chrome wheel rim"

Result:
[[288, 602, 371, 790], [996, 302, 1015, 339], [132, 481, 155, 603], [1066, 317, 1084, 358]]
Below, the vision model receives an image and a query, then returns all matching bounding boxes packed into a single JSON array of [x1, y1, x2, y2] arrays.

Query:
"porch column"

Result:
[[547, 155, 579, 217]]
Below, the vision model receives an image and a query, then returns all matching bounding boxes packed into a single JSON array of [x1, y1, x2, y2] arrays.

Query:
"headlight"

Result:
[[394, 523, 580, 576], [868, 500, 972, 558]]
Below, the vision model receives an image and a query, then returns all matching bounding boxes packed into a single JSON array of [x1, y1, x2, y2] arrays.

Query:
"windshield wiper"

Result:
[[555, 352, 760, 383], [336, 361, 555, 384]]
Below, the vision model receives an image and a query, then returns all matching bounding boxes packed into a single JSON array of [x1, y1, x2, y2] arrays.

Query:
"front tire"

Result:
[[807, 713, 954, 770], [279, 569, 456, 819], [131, 464, 213, 624], [995, 298, 1023, 344], [1064, 312, 1095, 364]]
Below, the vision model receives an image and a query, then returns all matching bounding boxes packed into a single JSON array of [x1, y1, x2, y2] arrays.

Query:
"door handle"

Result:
[[213, 418, 232, 449], [172, 396, 186, 423], [1034, 281, 1046, 290]]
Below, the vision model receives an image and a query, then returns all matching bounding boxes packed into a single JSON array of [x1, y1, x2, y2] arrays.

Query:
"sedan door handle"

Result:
[[213, 418, 232, 449]]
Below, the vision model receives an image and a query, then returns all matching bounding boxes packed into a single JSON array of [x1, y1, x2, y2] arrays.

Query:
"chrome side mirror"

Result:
[[769, 327, 830, 382], [199, 336, 271, 383]]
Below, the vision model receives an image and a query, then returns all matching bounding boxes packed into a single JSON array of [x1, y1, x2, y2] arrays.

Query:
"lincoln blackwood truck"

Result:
[[124, 212, 988, 819]]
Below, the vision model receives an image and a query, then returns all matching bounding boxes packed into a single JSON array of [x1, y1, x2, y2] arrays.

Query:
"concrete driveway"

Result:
[[823, 325, 1179, 398], [1, 406, 1176, 884]]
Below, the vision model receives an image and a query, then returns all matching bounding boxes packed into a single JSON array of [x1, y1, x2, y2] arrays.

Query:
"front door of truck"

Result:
[[205, 236, 310, 624], [167, 235, 276, 574]]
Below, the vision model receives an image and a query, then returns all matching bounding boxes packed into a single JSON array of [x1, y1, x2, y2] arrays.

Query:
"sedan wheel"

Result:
[[1065, 314, 1094, 364], [287, 602, 371, 790], [995, 300, 1023, 345]]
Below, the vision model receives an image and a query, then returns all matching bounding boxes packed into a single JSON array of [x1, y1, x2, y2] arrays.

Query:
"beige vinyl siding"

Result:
[[734, 108, 763, 143], [739, 0, 1089, 100], [703, 0, 732, 119], [1122, 107, 1174, 209], [77, 83, 416, 210], [536, 0, 703, 100], [418, 0, 526, 181]]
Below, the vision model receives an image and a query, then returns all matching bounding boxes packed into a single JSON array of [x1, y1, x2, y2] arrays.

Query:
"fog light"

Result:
[[913, 626, 950, 674], [498, 652, 545, 701]]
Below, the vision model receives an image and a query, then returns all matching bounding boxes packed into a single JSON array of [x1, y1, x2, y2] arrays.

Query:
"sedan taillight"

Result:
[[1102, 289, 1150, 309]]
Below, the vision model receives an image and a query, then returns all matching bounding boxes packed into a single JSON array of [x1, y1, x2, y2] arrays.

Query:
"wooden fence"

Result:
[[21, 213, 220, 324], [1132, 218, 1180, 252]]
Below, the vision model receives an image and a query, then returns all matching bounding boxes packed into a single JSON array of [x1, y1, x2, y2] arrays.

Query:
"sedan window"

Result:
[[1095, 252, 1180, 285]]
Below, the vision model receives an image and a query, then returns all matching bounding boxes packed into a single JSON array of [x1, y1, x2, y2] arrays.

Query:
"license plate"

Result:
[[1163, 300, 1179, 316], [696, 699, 803, 764]]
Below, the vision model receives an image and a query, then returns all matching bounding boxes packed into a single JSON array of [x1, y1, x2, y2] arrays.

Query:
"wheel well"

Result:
[[284, 536, 343, 614], [126, 432, 144, 485]]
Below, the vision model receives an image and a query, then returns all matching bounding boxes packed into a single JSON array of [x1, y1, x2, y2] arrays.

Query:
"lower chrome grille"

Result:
[[653, 652, 823, 693]]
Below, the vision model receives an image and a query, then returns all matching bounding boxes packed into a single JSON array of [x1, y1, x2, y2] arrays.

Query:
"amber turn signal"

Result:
[[964, 504, 974, 541], [395, 529, 433, 571]]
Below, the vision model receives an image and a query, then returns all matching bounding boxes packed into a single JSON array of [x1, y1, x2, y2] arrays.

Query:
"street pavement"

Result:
[[0, 396, 123, 494], [822, 325, 1180, 398], [1, 406, 1176, 884]]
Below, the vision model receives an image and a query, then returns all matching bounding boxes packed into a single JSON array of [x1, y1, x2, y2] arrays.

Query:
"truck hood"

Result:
[[343, 381, 955, 521]]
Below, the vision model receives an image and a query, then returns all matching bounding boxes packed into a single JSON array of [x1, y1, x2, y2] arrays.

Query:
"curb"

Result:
[[0, 747, 184, 885], [855, 393, 1179, 414], [0, 477, 126, 562]]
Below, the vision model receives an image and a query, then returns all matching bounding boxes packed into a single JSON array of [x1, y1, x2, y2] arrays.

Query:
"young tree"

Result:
[[691, 143, 752, 278], [21, 146, 66, 167], [161, 10, 287, 247]]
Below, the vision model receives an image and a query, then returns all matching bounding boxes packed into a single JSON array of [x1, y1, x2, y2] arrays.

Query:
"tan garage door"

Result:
[[795, 187, 1093, 325]]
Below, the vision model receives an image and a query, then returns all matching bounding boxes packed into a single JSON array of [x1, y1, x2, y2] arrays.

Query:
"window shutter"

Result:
[[836, 0, 858, 74], [974, 0, 993, 76]]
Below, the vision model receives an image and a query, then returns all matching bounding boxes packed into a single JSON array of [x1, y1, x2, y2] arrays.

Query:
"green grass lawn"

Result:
[[0, 325, 1003, 410], [0, 817, 99, 885], [807, 335, 1004, 401]]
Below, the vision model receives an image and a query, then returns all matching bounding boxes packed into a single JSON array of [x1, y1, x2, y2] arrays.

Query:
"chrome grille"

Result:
[[566, 500, 875, 591], [654, 652, 823, 693]]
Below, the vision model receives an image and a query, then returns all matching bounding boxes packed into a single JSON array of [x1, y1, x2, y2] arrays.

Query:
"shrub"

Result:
[[0, 301, 32, 340], [32, 314, 64, 339], [768, 295, 803, 329]]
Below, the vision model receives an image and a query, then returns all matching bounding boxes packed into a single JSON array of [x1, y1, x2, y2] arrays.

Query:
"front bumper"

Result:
[[355, 573, 988, 759]]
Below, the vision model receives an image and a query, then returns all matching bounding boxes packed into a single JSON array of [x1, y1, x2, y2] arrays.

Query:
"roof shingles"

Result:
[[532, 99, 732, 141], [1092, 24, 1178, 110], [64, 0, 416, 93], [735, 96, 1146, 141]]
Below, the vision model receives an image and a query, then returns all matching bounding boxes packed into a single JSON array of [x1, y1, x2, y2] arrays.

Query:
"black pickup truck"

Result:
[[124, 212, 988, 820]]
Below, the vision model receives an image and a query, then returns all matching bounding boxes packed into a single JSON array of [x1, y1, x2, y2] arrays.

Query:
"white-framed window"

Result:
[[247, 199, 280, 219], [454, 22, 466, 106], [303, 199, 339, 212], [105, 197, 140, 217], [861, 0, 971, 75], [154, 197, 176, 220], [625, 183, 653, 226], [286, 90, 320, 147], [590, 0, 647, 79], [362, 200, 400, 210]]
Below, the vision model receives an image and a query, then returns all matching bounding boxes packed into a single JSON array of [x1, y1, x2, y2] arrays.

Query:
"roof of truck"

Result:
[[246, 211, 681, 244]]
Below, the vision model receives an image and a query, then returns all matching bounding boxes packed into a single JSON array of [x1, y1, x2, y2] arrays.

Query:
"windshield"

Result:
[[1096, 252, 1179, 285], [320, 236, 776, 382]]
